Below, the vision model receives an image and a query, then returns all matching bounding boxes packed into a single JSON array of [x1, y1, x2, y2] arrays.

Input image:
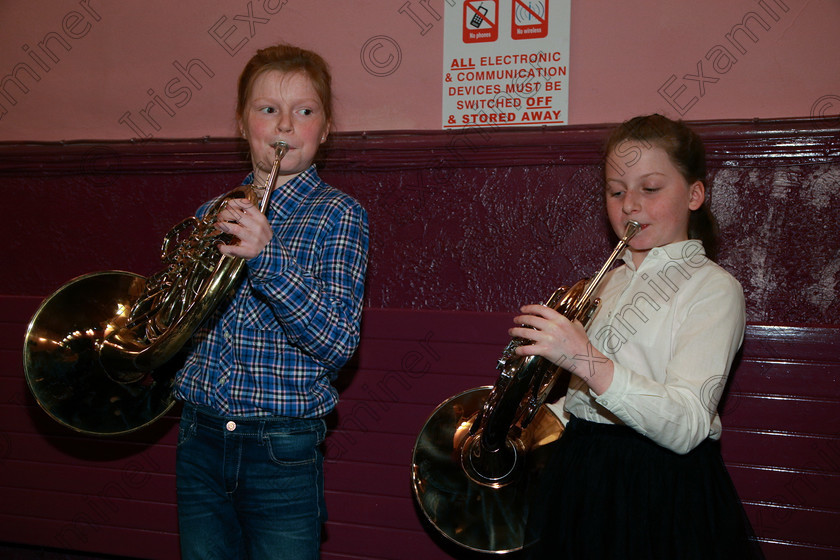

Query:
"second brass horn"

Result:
[[23, 142, 289, 436], [410, 220, 641, 554]]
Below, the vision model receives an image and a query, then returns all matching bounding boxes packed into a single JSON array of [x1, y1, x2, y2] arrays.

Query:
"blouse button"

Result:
[[225, 421, 236, 432]]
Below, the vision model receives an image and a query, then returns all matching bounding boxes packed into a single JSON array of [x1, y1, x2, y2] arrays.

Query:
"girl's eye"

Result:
[[259, 107, 276, 114], [299, 108, 313, 116]]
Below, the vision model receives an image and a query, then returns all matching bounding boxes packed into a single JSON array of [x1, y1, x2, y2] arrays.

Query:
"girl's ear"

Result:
[[237, 116, 247, 139], [688, 180, 705, 211]]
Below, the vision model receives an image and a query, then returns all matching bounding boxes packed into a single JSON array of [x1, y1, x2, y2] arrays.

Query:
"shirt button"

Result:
[[225, 421, 236, 432]]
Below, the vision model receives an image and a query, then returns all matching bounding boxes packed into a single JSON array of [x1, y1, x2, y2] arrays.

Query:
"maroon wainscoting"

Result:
[[1, 118, 839, 559], [4, 118, 840, 323]]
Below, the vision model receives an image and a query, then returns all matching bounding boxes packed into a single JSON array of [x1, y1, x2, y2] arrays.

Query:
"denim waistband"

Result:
[[182, 402, 324, 436]]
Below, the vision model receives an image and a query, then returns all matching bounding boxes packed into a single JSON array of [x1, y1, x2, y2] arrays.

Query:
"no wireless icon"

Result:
[[512, 0, 548, 40]]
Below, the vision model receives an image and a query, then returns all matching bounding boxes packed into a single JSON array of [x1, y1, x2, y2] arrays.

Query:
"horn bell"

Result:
[[411, 387, 563, 554], [23, 271, 178, 436]]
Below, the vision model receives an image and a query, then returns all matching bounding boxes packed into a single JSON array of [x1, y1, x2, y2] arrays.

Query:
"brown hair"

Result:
[[236, 44, 333, 127], [605, 114, 719, 260]]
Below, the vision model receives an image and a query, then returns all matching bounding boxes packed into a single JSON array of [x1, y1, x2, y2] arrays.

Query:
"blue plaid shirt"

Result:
[[174, 165, 368, 418]]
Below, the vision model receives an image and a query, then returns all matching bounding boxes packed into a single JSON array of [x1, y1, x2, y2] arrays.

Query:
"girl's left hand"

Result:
[[509, 304, 615, 393], [509, 304, 591, 367], [214, 198, 272, 259]]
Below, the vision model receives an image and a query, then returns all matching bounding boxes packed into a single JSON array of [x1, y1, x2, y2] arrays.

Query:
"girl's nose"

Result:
[[622, 191, 640, 214], [275, 111, 293, 132]]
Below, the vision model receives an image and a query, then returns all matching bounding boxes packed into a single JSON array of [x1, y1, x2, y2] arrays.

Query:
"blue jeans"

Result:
[[176, 403, 327, 560]]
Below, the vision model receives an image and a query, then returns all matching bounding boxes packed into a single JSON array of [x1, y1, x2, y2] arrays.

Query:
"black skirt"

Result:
[[524, 416, 764, 560]]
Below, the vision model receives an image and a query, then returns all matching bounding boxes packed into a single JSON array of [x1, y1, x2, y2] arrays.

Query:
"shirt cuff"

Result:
[[247, 235, 290, 285], [591, 361, 630, 413]]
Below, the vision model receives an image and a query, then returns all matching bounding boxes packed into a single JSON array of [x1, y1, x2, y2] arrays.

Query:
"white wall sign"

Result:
[[443, 0, 571, 129]]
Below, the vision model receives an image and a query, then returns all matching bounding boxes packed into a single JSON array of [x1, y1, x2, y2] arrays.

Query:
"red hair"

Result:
[[236, 44, 333, 126]]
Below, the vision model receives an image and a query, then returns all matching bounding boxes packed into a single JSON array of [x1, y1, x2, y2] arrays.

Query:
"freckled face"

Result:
[[605, 143, 704, 266], [238, 70, 330, 186]]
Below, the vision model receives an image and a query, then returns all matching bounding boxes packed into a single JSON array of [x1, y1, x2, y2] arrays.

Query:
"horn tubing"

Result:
[[22, 142, 289, 435], [410, 220, 641, 553], [577, 220, 641, 306]]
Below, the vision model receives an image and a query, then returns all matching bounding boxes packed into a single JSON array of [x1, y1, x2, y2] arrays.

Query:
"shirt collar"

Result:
[[621, 239, 706, 272], [243, 164, 319, 217]]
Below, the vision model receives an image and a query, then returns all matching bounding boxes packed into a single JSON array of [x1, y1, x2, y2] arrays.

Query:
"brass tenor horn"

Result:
[[410, 221, 641, 554], [23, 142, 289, 436]]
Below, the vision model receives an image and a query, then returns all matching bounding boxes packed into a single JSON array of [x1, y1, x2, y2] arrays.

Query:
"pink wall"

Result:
[[0, 0, 838, 141]]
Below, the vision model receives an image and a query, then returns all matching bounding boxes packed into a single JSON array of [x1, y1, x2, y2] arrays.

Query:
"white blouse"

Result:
[[559, 239, 746, 455]]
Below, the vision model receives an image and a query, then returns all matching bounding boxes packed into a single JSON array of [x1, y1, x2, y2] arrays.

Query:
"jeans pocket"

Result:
[[264, 422, 325, 466], [177, 414, 197, 448]]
